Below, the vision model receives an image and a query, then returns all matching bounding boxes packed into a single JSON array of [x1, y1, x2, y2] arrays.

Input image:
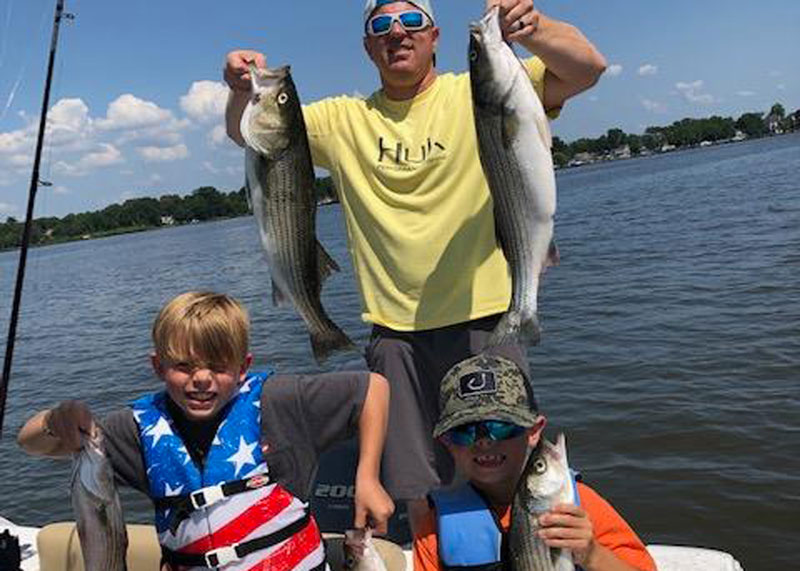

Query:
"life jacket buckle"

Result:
[[191, 484, 225, 510], [205, 544, 239, 567]]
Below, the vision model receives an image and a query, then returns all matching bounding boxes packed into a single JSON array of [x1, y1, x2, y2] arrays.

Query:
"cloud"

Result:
[[137, 143, 189, 162], [638, 64, 658, 76], [208, 124, 231, 147], [0, 202, 17, 216], [641, 98, 667, 113], [736, 90, 756, 97], [180, 81, 229, 123], [676, 80, 715, 104], [53, 143, 124, 176], [777, 84, 785, 91], [0, 124, 34, 155], [96, 94, 174, 131], [605, 64, 623, 77]]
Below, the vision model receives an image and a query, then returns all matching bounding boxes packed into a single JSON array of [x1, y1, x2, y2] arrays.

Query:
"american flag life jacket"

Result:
[[131, 372, 327, 571]]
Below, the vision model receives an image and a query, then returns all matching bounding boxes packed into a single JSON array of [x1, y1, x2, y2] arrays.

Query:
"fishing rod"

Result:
[[0, 0, 70, 435]]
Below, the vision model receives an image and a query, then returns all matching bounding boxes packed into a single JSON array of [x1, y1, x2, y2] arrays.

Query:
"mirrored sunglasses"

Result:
[[367, 10, 431, 36], [443, 420, 527, 447]]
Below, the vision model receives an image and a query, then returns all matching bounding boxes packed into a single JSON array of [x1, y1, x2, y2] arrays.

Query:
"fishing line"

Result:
[[0, 2, 50, 123], [0, 0, 14, 73]]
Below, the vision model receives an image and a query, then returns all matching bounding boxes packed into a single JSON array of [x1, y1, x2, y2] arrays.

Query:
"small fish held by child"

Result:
[[509, 433, 575, 571], [343, 528, 388, 571], [71, 427, 129, 571]]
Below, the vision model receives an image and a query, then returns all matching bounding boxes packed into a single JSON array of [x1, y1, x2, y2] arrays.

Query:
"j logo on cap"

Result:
[[458, 371, 496, 397]]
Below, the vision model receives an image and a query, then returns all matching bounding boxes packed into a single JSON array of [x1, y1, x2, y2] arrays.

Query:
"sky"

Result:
[[0, 0, 798, 218]]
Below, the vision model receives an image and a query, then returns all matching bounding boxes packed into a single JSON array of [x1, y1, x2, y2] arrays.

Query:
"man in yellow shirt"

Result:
[[224, 0, 606, 536]]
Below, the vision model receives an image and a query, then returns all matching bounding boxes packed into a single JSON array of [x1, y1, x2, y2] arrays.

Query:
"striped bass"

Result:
[[470, 7, 558, 347], [70, 428, 128, 571], [241, 64, 354, 363], [509, 434, 575, 571]]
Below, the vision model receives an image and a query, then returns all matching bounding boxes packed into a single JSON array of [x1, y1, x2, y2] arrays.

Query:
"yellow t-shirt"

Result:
[[303, 58, 548, 331]]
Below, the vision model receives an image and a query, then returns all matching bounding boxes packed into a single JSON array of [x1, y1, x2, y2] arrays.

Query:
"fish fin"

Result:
[[501, 108, 520, 149], [317, 241, 341, 283], [310, 326, 356, 364], [271, 280, 291, 308], [541, 239, 560, 274]]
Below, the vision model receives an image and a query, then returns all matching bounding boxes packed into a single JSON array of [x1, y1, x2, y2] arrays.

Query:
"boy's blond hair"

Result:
[[152, 292, 249, 368]]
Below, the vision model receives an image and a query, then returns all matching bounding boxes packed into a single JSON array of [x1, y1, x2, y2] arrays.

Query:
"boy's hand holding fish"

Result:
[[537, 503, 597, 567], [19, 400, 94, 455], [354, 474, 395, 535]]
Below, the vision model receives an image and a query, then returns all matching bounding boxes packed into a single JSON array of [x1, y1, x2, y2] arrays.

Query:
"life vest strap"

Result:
[[156, 473, 272, 533], [161, 510, 311, 568]]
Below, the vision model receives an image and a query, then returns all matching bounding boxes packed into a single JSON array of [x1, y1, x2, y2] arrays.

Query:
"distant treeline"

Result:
[[2, 103, 796, 251], [552, 102, 797, 167], [0, 178, 337, 251]]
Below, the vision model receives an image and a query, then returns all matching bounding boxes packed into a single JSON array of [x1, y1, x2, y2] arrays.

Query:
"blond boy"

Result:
[[19, 292, 394, 570]]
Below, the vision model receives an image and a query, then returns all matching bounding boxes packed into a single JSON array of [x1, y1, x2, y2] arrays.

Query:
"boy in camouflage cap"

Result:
[[413, 354, 656, 571]]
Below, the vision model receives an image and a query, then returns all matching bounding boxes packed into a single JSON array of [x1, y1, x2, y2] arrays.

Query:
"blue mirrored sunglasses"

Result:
[[367, 10, 431, 36], [443, 420, 527, 447]]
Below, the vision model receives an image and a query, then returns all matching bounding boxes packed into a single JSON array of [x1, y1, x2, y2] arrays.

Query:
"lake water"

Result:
[[1, 134, 798, 570]]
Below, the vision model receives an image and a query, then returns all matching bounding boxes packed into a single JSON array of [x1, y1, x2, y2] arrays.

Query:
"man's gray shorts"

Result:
[[364, 314, 528, 501]]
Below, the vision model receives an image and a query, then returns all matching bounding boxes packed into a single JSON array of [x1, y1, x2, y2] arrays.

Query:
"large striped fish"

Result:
[[241, 64, 354, 363], [470, 7, 559, 347], [509, 434, 576, 571], [70, 428, 128, 571]]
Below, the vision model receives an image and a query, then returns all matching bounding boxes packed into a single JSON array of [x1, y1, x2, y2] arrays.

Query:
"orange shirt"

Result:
[[413, 483, 656, 571]]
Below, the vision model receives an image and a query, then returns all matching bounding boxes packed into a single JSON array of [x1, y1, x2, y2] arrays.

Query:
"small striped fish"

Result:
[[509, 434, 575, 571], [70, 428, 128, 571]]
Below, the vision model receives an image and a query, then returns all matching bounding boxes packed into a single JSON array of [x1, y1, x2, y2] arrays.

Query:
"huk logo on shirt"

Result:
[[376, 136, 446, 170], [458, 371, 496, 397]]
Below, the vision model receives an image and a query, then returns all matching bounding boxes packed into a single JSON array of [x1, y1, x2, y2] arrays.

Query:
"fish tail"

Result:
[[520, 311, 542, 345], [487, 311, 521, 348], [310, 325, 355, 364], [487, 311, 541, 348]]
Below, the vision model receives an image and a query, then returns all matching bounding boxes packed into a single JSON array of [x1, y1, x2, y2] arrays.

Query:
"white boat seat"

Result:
[[35, 522, 408, 571], [648, 544, 745, 571]]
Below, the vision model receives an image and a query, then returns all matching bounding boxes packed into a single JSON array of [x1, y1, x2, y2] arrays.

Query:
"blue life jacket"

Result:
[[430, 472, 582, 571], [430, 484, 504, 571], [129, 370, 326, 571], [131, 370, 274, 533]]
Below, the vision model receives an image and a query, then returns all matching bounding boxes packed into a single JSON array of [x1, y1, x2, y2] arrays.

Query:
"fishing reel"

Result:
[[0, 529, 22, 571]]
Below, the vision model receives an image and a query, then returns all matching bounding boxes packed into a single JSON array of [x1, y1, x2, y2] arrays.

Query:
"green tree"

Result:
[[769, 103, 785, 119], [606, 128, 626, 150], [736, 112, 767, 138]]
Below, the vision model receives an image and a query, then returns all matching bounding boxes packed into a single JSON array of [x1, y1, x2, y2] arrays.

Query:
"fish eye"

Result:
[[533, 458, 547, 474], [277, 92, 289, 105]]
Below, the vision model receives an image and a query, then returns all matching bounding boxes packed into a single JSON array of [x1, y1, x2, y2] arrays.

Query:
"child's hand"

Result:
[[537, 503, 596, 567], [45, 400, 94, 452], [353, 476, 395, 535]]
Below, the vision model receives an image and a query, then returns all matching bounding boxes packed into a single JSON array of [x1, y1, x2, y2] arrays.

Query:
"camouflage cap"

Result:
[[433, 354, 539, 439]]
